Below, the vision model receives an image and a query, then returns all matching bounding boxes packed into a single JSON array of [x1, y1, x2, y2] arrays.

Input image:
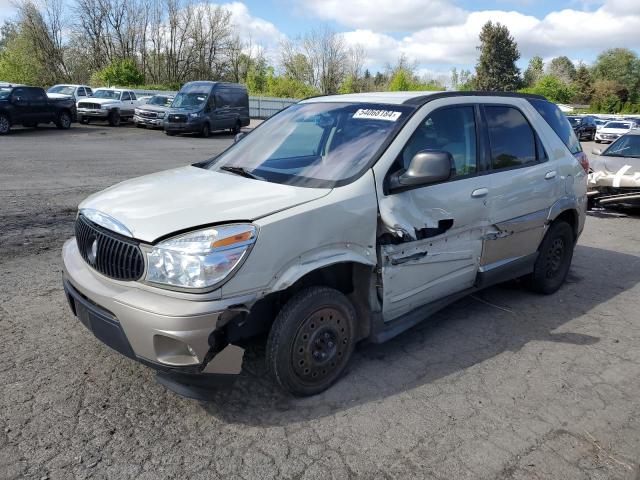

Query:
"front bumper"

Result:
[[134, 115, 164, 127], [62, 238, 250, 385], [588, 171, 640, 207], [77, 108, 108, 119], [595, 132, 621, 142], [164, 120, 202, 133]]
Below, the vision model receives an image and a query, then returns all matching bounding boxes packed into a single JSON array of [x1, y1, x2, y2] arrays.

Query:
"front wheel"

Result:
[[108, 110, 121, 127], [0, 114, 10, 134], [528, 221, 574, 295], [595, 139, 601, 144], [56, 111, 71, 130], [266, 287, 357, 397], [200, 122, 210, 138]]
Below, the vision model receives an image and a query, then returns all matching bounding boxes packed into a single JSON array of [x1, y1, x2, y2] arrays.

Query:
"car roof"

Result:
[[300, 90, 546, 106]]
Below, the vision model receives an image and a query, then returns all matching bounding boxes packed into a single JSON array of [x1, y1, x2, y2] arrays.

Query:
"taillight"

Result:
[[574, 151, 589, 174]]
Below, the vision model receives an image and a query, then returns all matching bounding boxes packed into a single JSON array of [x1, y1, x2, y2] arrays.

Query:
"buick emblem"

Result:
[[87, 238, 98, 264]]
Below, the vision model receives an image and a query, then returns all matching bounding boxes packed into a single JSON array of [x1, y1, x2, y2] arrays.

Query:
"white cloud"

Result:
[[223, 2, 285, 48], [340, 1, 640, 67], [298, 0, 466, 32]]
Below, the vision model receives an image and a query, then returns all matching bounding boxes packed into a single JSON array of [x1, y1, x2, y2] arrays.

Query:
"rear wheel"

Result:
[[266, 286, 357, 396], [56, 111, 71, 129], [200, 122, 210, 138], [108, 110, 121, 127], [231, 120, 241, 134], [0, 114, 10, 134], [528, 221, 574, 295]]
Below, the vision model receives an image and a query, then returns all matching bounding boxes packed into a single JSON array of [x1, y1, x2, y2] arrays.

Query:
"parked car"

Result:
[[47, 84, 93, 122], [62, 91, 587, 397], [595, 120, 635, 143], [77, 88, 140, 126], [594, 118, 609, 131], [164, 81, 249, 137], [588, 131, 640, 209], [47, 84, 93, 102], [0, 85, 75, 134], [133, 94, 174, 129], [567, 115, 596, 141], [137, 95, 153, 105]]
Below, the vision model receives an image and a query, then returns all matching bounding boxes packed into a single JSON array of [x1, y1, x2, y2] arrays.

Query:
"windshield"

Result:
[[148, 95, 173, 106], [93, 90, 121, 100], [207, 102, 413, 188], [604, 135, 640, 158], [567, 117, 581, 126], [48, 85, 75, 95], [0, 88, 11, 99], [172, 85, 209, 108], [604, 122, 631, 130]]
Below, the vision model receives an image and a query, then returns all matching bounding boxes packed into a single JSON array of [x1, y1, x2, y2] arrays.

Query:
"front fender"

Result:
[[269, 243, 376, 292]]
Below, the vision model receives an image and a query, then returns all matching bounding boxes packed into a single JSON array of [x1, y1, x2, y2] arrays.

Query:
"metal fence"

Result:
[[129, 89, 298, 119], [249, 96, 298, 118]]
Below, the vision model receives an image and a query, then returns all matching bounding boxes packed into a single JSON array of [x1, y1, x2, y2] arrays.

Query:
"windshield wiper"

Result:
[[219, 165, 264, 180]]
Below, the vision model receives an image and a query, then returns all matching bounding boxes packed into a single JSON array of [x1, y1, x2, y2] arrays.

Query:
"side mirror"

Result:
[[234, 132, 246, 143], [11, 95, 22, 104], [390, 150, 454, 191], [592, 148, 602, 155]]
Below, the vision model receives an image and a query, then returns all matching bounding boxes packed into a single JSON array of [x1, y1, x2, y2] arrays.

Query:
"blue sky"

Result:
[[2, 0, 639, 79]]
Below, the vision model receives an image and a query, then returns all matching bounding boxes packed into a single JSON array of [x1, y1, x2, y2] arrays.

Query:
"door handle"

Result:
[[545, 170, 557, 180], [471, 188, 488, 198]]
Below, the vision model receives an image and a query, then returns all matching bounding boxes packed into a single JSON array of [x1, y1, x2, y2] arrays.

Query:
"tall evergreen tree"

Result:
[[523, 56, 544, 87], [547, 56, 576, 84], [474, 21, 521, 91], [571, 63, 594, 104]]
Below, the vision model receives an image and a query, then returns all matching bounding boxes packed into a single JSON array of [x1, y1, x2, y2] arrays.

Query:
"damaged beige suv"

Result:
[[62, 92, 588, 397]]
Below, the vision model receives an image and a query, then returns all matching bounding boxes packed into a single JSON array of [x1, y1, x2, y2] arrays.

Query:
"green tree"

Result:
[[546, 56, 576, 84], [93, 59, 144, 86], [590, 79, 625, 113], [523, 56, 544, 87], [474, 21, 521, 91], [388, 68, 412, 91], [592, 48, 640, 102], [520, 75, 575, 103], [0, 21, 43, 84], [571, 63, 593, 104]]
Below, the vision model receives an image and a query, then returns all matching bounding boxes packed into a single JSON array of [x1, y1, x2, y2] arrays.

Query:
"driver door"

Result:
[[377, 104, 490, 321]]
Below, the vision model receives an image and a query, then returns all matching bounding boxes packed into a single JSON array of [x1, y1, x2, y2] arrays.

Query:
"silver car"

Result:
[[62, 92, 588, 397]]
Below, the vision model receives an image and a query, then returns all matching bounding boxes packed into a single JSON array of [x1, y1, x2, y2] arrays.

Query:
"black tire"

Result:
[[165, 131, 176, 136], [200, 122, 210, 138], [528, 221, 574, 295], [79, 116, 89, 124], [266, 286, 357, 396], [56, 111, 71, 130], [232, 120, 241, 134], [108, 110, 121, 127], [595, 139, 601, 144], [0, 114, 10, 135], [590, 132, 596, 141], [136, 124, 145, 128]]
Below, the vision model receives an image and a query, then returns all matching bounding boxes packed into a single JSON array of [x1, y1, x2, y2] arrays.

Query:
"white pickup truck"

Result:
[[77, 88, 140, 126]]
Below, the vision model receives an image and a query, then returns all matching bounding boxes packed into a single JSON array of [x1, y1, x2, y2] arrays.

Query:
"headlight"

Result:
[[145, 224, 257, 289], [134, 109, 141, 115], [189, 112, 201, 119], [158, 112, 166, 119]]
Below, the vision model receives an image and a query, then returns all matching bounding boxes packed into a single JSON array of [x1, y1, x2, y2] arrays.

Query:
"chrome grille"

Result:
[[75, 215, 144, 281], [78, 102, 102, 110], [167, 114, 187, 123]]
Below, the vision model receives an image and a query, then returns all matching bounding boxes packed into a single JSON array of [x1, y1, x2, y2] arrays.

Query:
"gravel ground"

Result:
[[1, 127, 640, 480]]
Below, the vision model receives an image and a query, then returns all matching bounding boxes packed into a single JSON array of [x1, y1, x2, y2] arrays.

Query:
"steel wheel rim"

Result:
[[291, 307, 350, 384], [62, 114, 70, 128], [545, 237, 565, 278], [0, 116, 9, 133]]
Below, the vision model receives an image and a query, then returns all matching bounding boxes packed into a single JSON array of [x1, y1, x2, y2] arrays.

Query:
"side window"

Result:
[[129, 91, 136, 100], [12, 87, 26, 99], [77, 88, 86, 97], [86, 88, 93, 96], [528, 98, 581, 154], [121, 91, 131, 101], [207, 94, 215, 110], [484, 106, 536, 170], [400, 106, 477, 177], [29, 88, 46, 101]]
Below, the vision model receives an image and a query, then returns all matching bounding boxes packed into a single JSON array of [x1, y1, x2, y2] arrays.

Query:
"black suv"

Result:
[[567, 115, 596, 141], [0, 85, 75, 134]]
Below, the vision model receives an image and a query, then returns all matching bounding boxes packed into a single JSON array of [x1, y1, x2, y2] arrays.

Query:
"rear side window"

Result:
[[528, 98, 582, 154], [485, 106, 536, 170], [122, 92, 131, 101]]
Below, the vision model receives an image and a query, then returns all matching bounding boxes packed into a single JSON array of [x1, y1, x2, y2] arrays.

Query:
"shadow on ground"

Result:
[[199, 244, 640, 426]]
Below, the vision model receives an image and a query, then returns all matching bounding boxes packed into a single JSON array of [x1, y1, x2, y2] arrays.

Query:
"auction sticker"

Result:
[[353, 109, 402, 121]]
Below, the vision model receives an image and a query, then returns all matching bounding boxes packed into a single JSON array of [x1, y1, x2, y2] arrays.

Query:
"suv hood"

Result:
[[137, 104, 170, 113], [78, 166, 331, 243], [47, 92, 72, 99], [600, 127, 631, 134], [591, 155, 640, 174]]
